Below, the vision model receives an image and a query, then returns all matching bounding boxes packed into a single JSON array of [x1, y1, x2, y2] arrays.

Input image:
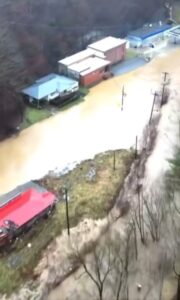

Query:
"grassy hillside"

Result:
[[0, 150, 133, 295]]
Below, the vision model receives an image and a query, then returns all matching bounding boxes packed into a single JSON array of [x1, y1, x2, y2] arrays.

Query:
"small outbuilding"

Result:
[[127, 23, 172, 48], [22, 73, 79, 105], [87, 36, 126, 64]]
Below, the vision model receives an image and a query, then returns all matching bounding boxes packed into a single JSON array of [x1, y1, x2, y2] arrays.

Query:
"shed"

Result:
[[22, 73, 79, 104], [127, 23, 172, 47], [88, 36, 126, 64]]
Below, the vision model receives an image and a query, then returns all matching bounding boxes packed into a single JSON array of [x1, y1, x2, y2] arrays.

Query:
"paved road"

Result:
[[112, 57, 147, 76], [112, 44, 180, 77]]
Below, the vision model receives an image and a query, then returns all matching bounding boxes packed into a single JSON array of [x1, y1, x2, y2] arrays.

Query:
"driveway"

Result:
[[112, 57, 147, 76], [112, 43, 180, 77]]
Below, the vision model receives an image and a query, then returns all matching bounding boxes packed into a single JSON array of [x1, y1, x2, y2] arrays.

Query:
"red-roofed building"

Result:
[[0, 182, 56, 246]]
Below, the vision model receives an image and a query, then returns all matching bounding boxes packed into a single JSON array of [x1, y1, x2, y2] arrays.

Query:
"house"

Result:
[[127, 23, 172, 48], [58, 36, 127, 86], [58, 48, 111, 87], [22, 73, 79, 105], [87, 36, 127, 64]]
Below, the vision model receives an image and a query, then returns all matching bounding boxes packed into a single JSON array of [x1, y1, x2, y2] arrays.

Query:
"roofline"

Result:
[[68, 58, 110, 75], [88, 40, 126, 53], [128, 24, 172, 41]]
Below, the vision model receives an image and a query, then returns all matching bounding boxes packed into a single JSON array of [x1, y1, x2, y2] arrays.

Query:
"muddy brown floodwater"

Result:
[[47, 48, 180, 300], [0, 48, 179, 196]]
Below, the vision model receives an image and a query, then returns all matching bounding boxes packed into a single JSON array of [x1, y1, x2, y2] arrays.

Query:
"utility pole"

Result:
[[163, 72, 169, 84], [149, 92, 158, 124], [63, 187, 70, 236], [121, 85, 126, 111]]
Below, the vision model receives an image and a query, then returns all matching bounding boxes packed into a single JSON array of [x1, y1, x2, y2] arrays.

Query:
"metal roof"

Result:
[[0, 182, 46, 208], [69, 56, 110, 76], [58, 49, 95, 66], [127, 23, 172, 41], [88, 36, 126, 52], [22, 73, 78, 100], [0, 187, 55, 227]]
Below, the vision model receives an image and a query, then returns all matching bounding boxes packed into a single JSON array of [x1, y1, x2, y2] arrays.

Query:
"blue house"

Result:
[[22, 73, 79, 104], [127, 23, 172, 47]]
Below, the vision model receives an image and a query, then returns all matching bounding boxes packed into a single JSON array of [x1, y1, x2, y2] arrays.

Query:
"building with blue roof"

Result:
[[127, 23, 172, 48], [22, 73, 79, 104]]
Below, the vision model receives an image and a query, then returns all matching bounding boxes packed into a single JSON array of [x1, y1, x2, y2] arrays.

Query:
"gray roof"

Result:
[[0, 182, 46, 208]]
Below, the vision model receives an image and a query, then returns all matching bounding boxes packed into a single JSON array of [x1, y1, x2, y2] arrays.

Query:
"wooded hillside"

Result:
[[0, 0, 167, 87]]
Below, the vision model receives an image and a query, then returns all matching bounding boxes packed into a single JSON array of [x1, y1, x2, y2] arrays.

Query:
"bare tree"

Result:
[[131, 185, 147, 245], [131, 188, 166, 244], [0, 82, 25, 140], [173, 262, 180, 300], [73, 229, 133, 300], [143, 193, 165, 242]]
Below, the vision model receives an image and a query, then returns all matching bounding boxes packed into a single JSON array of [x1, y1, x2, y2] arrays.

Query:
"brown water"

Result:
[[47, 48, 180, 300], [0, 48, 179, 195]]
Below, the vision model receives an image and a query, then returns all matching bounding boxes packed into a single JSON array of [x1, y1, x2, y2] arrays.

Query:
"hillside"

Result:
[[0, 0, 166, 88]]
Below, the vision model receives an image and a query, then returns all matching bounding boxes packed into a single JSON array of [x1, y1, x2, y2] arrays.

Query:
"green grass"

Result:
[[0, 150, 133, 295], [22, 107, 52, 129], [21, 88, 89, 129]]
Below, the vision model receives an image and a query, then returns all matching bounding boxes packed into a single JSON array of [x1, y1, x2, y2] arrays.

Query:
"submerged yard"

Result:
[[0, 150, 133, 295], [22, 107, 52, 129]]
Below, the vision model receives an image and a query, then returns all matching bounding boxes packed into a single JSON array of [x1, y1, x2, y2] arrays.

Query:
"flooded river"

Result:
[[0, 48, 179, 195], [47, 48, 180, 300]]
